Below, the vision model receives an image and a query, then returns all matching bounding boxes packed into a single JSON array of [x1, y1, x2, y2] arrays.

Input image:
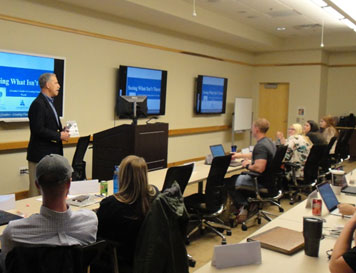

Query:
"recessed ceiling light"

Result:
[[276, 27, 287, 31]]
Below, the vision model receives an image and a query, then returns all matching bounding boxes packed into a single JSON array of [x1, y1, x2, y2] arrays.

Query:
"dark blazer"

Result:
[[27, 93, 63, 163]]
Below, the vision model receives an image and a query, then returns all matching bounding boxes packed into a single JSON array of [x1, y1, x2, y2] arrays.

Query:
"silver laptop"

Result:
[[317, 182, 351, 218], [209, 144, 242, 167]]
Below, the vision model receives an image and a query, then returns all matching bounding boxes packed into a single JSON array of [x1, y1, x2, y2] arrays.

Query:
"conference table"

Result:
[[0, 160, 244, 235], [194, 187, 356, 273]]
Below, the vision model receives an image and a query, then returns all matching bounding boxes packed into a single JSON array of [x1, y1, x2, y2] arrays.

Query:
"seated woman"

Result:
[[276, 123, 312, 179], [303, 120, 327, 145], [96, 155, 159, 273], [320, 115, 339, 143]]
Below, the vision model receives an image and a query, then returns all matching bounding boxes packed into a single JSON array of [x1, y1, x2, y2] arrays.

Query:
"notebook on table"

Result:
[[341, 186, 356, 195], [0, 210, 23, 226], [247, 226, 304, 255], [317, 182, 351, 218]]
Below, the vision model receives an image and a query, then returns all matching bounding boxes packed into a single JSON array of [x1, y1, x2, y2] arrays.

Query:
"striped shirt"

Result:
[[1, 206, 98, 259]]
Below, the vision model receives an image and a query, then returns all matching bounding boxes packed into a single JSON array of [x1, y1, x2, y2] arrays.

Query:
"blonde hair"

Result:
[[116, 155, 155, 215], [322, 115, 336, 127], [253, 118, 270, 133], [291, 123, 303, 135]]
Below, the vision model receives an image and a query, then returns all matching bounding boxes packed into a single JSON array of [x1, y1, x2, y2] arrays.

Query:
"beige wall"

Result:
[[326, 53, 356, 116], [0, 0, 253, 194], [253, 49, 325, 126]]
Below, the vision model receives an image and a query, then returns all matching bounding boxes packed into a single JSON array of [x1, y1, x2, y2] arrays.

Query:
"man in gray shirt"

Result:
[[1, 154, 97, 260], [230, 118, 276, 221]]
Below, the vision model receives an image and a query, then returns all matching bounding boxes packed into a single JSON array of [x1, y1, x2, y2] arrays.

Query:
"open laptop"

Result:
[[209, 145, 242, 167], [317, 182, 351, 218], [210, 144, 226, 158]]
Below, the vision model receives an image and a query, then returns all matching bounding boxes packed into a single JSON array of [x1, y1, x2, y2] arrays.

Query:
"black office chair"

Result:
[[184, 155, 232, 244], [320, 136, 337, 173], [161, 163, 194, 193], [232, 145, 287, 231], [286, 144, 328, 204], [5, 240, 108, 273], [72, 135, 91, 181]]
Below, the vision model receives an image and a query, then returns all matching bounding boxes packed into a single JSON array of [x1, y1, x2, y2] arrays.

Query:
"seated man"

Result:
[[230, 118, 276, 221], [1, 154, 98, 261], [329, 212, 356, 273]]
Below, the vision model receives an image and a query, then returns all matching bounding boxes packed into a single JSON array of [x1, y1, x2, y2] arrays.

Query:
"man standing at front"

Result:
[[27, 73, 70, 197]]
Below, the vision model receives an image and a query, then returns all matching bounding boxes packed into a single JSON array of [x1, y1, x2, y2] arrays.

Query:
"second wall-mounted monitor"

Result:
[[195, 75, 227, 114], [117, 65, 167, 116]]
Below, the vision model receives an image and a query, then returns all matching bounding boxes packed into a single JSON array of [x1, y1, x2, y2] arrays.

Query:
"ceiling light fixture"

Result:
[[329, 0, 356, 21], [341, 18, 356, 31], [193, 0, 197, 17], [321, 20, 324, 47], [276, 27, 286, 31], [323, 6, 344, 20], [311, 0, 328, 7], [310, 0, 356, 33]]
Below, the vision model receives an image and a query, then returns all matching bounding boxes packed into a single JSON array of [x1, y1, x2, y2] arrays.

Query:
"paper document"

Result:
[[69, 179, 99, 195], [0, 194, 16, 210], [212, 241, 261, 269]]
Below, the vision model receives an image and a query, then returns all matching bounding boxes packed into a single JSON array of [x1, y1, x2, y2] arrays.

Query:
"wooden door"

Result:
[[258, 83, 289, 139]]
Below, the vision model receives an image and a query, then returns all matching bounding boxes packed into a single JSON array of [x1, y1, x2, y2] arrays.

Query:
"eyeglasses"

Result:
[[288, 128, 295, 131]]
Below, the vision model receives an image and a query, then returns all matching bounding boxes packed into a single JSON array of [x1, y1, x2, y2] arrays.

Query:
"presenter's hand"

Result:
[[338, 203, 356, 216], [60, 131, 70, 142]]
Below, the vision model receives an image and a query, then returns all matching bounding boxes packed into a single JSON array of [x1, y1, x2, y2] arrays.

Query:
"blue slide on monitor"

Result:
[[126, 67, 162, 115], [0, 51, 64, 121], [201, 77, 225, 113]]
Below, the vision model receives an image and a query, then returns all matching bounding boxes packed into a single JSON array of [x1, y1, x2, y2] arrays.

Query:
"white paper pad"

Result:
[[69, 179, 99, 195], [212, 241, 261, 269], [0, 194, 16, 210]]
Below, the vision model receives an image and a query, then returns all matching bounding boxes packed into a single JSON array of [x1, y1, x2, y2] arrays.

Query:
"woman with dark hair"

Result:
[[96, 155, 158, 273], [303, 120, 327, 145]]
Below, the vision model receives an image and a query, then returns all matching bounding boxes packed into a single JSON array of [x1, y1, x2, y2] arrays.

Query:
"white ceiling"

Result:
[[36, 0, 356, 52]]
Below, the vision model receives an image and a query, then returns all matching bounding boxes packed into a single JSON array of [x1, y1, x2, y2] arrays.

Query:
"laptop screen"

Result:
[[317, 182, 339, 212], [210, 145, 225, 158]]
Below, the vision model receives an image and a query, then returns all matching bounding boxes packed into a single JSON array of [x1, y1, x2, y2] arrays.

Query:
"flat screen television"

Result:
[[195, 75, 227, 114], [0, 50, 65, 122], [116, 65, 167, 116], [116, 95, 147, 125]]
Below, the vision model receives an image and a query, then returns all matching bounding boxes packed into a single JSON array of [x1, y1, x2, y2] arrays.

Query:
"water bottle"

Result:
[[113, 165, 119, 193]]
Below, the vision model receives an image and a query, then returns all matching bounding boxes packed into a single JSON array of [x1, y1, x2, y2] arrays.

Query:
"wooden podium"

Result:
[[92, 123, 168, 181]]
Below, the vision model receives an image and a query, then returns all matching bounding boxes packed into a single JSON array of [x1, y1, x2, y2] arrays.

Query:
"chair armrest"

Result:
[[241, 171, 261, 178], [241, 171, 262, 199], [284, 162, 299, 169]]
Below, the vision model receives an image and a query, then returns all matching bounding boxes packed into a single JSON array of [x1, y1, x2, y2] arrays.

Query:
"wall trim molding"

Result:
[[1, 13, 355, 68], [0, 125, 230, 152], [169, 125, 230, 136]]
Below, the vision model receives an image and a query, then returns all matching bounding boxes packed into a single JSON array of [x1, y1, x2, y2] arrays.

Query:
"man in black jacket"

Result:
[[27, 73, 70, 197]]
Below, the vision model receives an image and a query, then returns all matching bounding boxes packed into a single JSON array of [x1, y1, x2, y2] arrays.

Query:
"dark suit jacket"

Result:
[[27, 93, 63, 163]]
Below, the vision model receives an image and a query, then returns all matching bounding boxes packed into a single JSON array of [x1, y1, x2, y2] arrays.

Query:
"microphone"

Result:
[[146, 116, 158, 124]]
